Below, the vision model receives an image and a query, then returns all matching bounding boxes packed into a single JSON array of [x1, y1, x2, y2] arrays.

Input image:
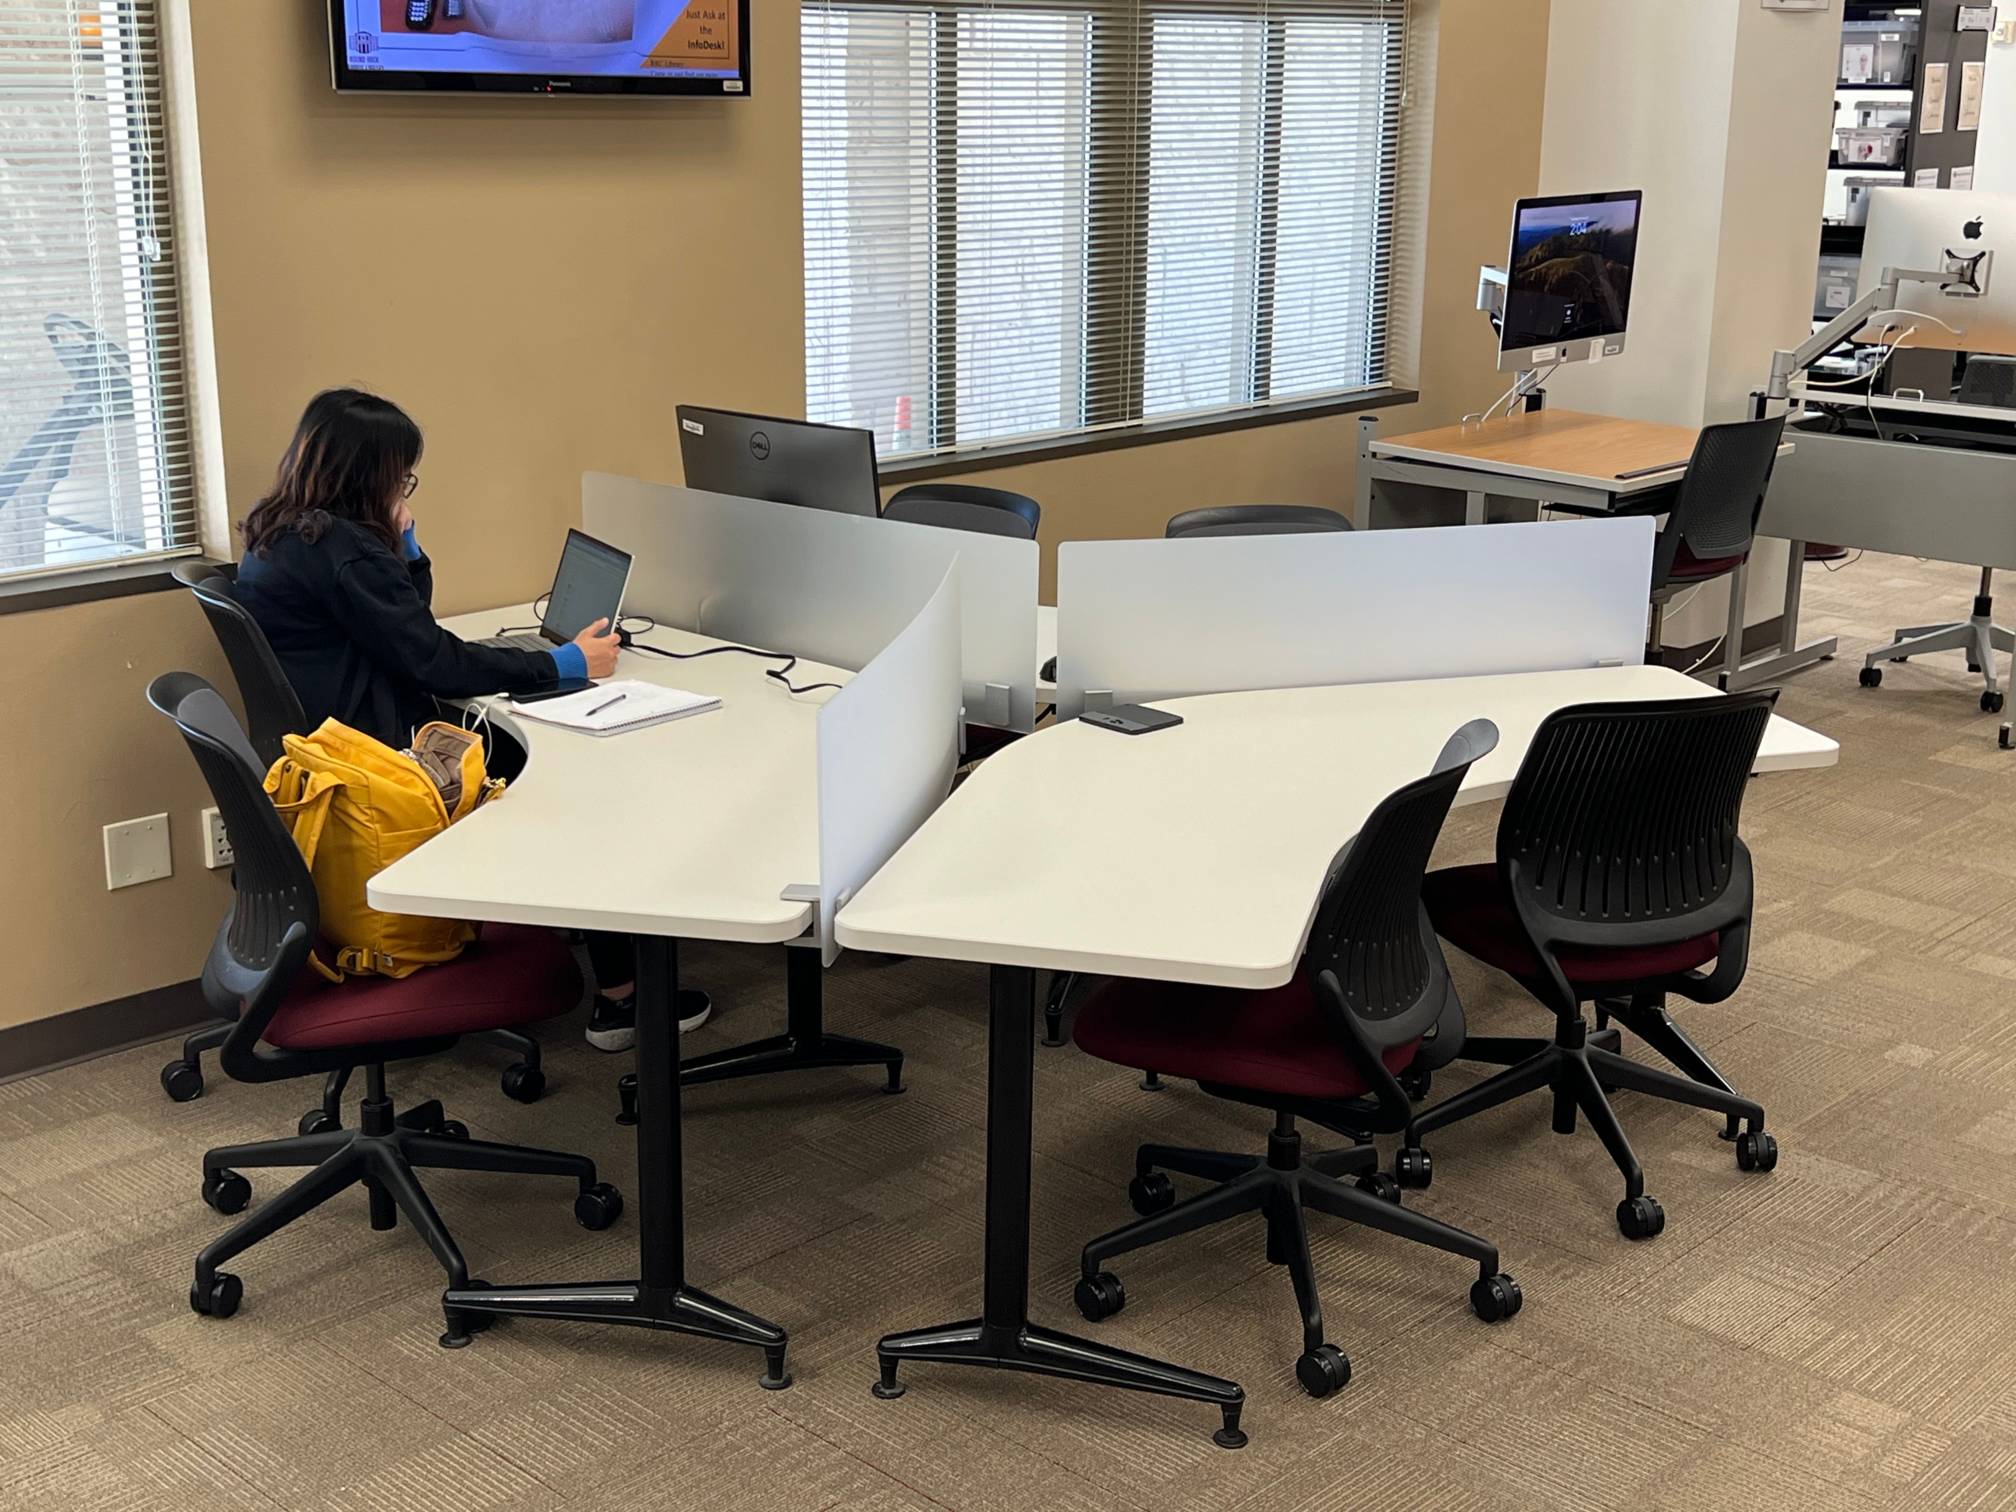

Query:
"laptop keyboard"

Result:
[[478, 634, 553, 654]]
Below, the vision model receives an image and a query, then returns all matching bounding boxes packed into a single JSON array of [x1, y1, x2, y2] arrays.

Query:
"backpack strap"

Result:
[[264, 757, 347, 982]]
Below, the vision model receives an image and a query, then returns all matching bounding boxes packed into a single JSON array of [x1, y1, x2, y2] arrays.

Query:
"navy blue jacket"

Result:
[[236, 517, 565, 749]]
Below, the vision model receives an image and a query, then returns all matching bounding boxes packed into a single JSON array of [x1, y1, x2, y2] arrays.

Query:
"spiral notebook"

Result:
[[508, 679, 720, 737]]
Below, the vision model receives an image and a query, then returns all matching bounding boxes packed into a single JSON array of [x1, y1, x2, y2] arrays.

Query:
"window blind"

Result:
[[0, 1, 194, 584], [802, 0, 1407, 461]]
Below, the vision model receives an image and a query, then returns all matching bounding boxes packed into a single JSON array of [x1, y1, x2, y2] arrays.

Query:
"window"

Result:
[[0, 1, 194, 586], [802, 0, 1407, 461]]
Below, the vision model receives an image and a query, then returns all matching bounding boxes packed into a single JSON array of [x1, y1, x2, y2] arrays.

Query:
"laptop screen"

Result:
[[540, 530, 632, 643]]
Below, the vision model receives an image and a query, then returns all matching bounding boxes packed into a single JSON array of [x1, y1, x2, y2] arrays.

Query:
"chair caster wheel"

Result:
[[1394, 1146, 1432, 1190], [438, 1120, 469, 1140], [161, 1060, 203, 1102], [1399, 1067, 1433, 1101], [2002, 723, 2013, 750], [298, 1107, 338, 1137], [1295, 1342, 1350, 1398], [1984, 690, 2006, 715], [500, 1063, 545, 1104], [1470, 1272, 1522, 1323], [574, 1182, 624, 1231], [1735, 1129, 1778, 1172], [201, 1169, 251, 1215], [1859, 666, 1882, 688], [1617, 1194, 1665, 1240], [1074, 1270, 1126, 1322], [190, 1272, 242, 1319], [1356, 1172, 1403, 1204], [1128, 1171, 1176, 1216]]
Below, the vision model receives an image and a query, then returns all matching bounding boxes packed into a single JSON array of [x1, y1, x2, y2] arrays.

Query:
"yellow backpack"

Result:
[[263, 719, 504, 981]]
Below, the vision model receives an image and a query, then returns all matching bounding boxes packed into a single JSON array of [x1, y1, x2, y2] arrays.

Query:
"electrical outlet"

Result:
[[104, 814, 172, 890], [202, 807, 234, 870]]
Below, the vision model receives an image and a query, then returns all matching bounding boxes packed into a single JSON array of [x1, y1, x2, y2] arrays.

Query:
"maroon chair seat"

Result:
[[265, 927, 578, 1052], [1664, 539, 1746, 582], [1074, 976, 1418, 1102], [1422, 864, 1720, 990]]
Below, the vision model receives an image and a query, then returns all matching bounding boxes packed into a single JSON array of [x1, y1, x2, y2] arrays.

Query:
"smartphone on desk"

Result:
[[1081, 704, 1184, 736], [509, 680, 593, 704]]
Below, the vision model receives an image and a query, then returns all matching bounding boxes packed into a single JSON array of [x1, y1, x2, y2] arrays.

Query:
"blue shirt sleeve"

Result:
[[550, 642, 588, 682], [402, 525, 421, 561]]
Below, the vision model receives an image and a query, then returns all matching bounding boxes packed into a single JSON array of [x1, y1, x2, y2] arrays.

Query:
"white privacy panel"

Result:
[[816, 565, 963, 965], [584, 474, 1040, 731], [1055, 517, 1655, 716]]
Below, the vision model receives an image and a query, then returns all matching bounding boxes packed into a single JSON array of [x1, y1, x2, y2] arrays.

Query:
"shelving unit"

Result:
[[1819, 2, 1986, 323]]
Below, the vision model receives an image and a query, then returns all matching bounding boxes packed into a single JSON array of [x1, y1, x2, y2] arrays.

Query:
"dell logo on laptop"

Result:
[[750, 431, 771, 461]]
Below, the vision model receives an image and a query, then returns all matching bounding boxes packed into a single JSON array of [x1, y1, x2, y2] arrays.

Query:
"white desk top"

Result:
[[836, 666, 1838, 988], [1797, 391, 2016, 425], [368, 605, 851, 943]]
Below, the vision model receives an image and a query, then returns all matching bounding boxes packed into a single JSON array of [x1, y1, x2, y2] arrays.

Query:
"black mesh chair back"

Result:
[[1497, 692, 1776, 1002], [1958, 356, 2016, 408], [148, 672, 320, 1081], [1651, 416, 1785, 589], [1165, 504, 1352, 539], [1301, 719, 1498, 1124], [883, 483, 1040, 539], [171, 560, 307, 770]]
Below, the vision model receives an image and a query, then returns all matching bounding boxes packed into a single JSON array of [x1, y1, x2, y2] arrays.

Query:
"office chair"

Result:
[[1069, 720, 1522, 1399], [884, 483, 1040, 539], [162, 564, 549, 1112], [1857, 356, 2015, 713], [1406, 692, 1781, 1242], [1644, 415, 1786, 663], [148, 672, 621, 1340], [1164, 504, 1352, 538]]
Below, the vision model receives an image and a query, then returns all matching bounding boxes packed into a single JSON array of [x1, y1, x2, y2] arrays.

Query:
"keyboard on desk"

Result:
[[478, 634, 554, 654]]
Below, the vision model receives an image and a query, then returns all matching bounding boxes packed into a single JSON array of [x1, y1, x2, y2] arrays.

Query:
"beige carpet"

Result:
[[5, 549, 2016, 1512]]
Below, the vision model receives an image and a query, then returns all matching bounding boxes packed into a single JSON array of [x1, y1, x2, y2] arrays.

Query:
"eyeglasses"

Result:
[[401, 472, 419, 500]]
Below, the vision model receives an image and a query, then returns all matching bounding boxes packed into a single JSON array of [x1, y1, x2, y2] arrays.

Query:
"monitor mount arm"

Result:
[[1766, 249, 1993, 401]]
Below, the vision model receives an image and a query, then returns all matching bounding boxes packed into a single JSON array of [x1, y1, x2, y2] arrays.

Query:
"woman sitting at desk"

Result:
[[235, 387, 711, 1048]]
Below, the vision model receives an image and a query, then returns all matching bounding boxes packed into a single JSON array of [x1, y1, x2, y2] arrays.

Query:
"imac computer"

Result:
[[676, 406, 881, 517], [1487, 189, 1643, 373], [1853, 188, 2016, 357]]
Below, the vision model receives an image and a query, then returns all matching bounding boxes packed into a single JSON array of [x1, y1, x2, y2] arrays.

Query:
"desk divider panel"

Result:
[[583, 474, 1041, 732], [815, 566, 964, 965], [1054, 517, 1656, 717]]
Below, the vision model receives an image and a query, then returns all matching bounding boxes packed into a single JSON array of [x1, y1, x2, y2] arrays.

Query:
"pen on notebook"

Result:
[[585, 692, 627, 718]]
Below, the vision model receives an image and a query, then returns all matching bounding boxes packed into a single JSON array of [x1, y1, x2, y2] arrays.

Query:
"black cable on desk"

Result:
[[619, 620, 845, 697]]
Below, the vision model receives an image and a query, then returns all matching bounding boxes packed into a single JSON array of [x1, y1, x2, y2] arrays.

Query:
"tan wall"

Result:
[[5, 0, 1549, 1031], [0, 593, 235, 1028]]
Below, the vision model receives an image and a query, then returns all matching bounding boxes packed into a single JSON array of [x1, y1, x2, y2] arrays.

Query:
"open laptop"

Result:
[[479, 529, 633, 658]]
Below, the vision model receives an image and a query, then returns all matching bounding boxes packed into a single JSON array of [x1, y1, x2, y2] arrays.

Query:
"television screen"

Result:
[[1500, 190, 1641, 367], [329, 0, 749, 96]]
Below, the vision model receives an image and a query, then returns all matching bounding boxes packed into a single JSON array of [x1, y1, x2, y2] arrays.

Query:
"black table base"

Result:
[[441, 935, 790, 1388], [872, 966, 1247, 1447]]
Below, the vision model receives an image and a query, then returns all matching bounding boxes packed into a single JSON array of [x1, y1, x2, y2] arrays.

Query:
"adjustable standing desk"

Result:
[[835, 664, 1837, 1445], [1357, 409, 1814, 690], [369, 603, 856, 1388]]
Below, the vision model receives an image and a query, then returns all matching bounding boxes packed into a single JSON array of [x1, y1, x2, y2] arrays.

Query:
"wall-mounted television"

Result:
[[328, 1, 749, 97]]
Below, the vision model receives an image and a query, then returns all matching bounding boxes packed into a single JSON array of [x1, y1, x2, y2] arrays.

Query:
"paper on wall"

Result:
[[1954, 165, 1977, 191], [1924, 62, 1950, 134], [1916, 167, 1944, 188], [1961, 60, 1986, 131]]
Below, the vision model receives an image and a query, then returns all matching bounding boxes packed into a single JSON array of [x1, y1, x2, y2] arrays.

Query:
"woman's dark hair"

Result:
[[240, 389, 422, 557]]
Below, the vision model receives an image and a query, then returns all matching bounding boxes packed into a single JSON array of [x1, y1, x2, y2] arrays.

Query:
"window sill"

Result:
[[0, 553, 206, 617], [878, 388, 1419, 482]]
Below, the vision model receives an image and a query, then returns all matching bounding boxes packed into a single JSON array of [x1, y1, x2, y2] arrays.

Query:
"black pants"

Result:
[[584, 932, 634, 992]]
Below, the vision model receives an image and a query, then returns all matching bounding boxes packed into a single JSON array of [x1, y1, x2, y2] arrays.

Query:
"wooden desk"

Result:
[[1354, 407, 1818, 693], [1366, 409, 1701, 498]]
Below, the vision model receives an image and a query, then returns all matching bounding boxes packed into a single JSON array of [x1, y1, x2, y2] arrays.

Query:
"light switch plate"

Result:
[[105, 813, 172, 890]]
